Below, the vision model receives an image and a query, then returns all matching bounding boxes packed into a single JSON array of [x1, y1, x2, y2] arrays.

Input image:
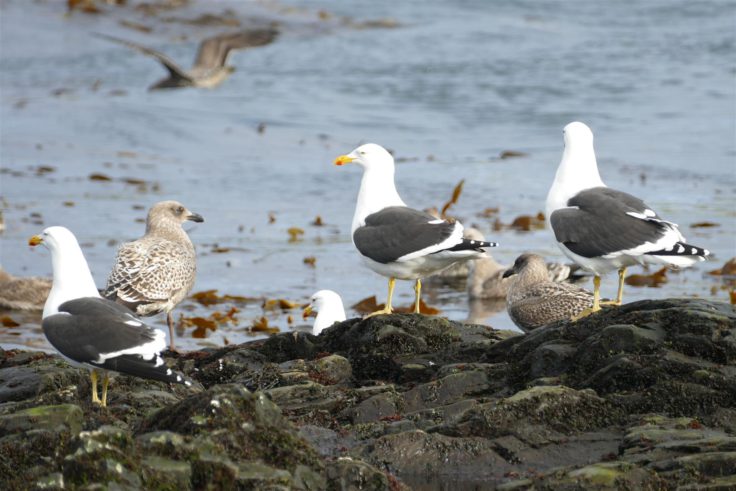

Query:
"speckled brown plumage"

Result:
[[504, 253, 593, 331], [104, 201, 203, 350]]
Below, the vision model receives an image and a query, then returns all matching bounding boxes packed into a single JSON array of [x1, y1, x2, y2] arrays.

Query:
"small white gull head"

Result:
[[303, 289, 346, 336]]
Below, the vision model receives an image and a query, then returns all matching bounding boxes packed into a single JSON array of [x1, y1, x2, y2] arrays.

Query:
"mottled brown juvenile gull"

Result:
[[334, 143, 498, 317], [546, 122, 709, 317], [104, 201, 203, 351], [29, 226, 190, 407], [95, 28, 278, 90], [0, 267, 51, 311], [503, 253, 594, 331], [466, 229, 578, 300]]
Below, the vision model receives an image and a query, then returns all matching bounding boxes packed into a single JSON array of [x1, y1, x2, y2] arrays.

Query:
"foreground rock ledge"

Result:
[[1, 298, 734, 490]]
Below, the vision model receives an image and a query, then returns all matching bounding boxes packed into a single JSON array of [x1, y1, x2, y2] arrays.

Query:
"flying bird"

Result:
[[546, 122, 709, 317], [104, 201, 203, 351], [335, 143, 498, 317], [95, 28, 278, 90], [29, 226, 190, 407]]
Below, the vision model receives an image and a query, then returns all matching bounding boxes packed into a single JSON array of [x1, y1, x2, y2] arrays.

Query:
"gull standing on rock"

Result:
[[302, 290, 347, 335], [95, 28, 279, 90], [334, 143, 498, 316], [503, 253, 594, 330], [104, 201, 203, 351], [546, 122, 709, 317], [29, 226, 191, 407]]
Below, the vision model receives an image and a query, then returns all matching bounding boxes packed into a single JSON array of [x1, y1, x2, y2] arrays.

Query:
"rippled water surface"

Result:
[[1, 0, 734, 352]]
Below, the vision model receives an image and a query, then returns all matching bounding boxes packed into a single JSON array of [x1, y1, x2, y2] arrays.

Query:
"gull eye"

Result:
[[176, 206, 185, 214]]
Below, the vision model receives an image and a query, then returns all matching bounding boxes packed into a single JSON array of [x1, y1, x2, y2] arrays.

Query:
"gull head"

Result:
[[334, 143, 394, 170], [146, 200, 204, 233], [303, 289, 346, 335], [563, 122, 594, 149], [29, 226, 80, 253]]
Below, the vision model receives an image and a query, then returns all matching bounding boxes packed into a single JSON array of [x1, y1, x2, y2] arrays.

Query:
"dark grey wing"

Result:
[[43, 297, 189, 384], [43, 297, 159, 362], [353, 206, 458, 264], [194, 28, 279, 69], [94, 33, 192, 82], [550, 187, 670, 258]]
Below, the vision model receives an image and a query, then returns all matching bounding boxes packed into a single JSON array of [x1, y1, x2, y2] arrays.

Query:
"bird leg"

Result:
[[90, 370, 101, 405], [413, 279, 422, 314], [101, 372, 110, 407], [167, 312, 177, 352], [571, 275, 602, 321], [600, 267, 627, 306], [365, 277, 395, 318]]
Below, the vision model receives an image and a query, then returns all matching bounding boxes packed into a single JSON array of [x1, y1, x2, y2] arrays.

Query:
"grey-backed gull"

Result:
[[334, 143, 498, 316], [29, 226, 190, 407], [95, 28, 278, 90], [546, 122, 709, 316], [503, 253, 594, 330], [302, 290, 347, 335], [104, 201, 203, 351]]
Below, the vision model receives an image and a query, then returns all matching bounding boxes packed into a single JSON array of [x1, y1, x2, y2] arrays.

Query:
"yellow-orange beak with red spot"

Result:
[[302, 305, 314, 320], [334, 155, 355, 166], [29, 235, 43, 247]]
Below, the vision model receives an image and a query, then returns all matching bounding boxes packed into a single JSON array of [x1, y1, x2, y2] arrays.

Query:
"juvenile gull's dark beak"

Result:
[[502, 268, 515, 279], [187, 213, 204, 223]]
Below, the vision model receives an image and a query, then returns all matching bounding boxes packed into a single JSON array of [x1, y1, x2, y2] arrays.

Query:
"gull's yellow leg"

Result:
[[101, 372, 110, 407], [572, 275, 602, 321], [90, 370, 100, 405], [413, 279, 422, 314], [365, 277, 396, 318], [601, 267, 627, 306]]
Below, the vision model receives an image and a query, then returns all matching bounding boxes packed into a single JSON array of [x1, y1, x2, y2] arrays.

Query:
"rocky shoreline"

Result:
[[1, 298, 734, 490]]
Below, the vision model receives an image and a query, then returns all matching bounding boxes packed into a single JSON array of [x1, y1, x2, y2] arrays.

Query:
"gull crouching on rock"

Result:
[[303, 290, 347, 336], [503, 253, 594, 331], [104, 201, 203, 352], [29, 226, 191, 407]]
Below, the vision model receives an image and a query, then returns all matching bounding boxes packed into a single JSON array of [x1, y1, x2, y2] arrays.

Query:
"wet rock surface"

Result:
[[1, 298, 734, 490]]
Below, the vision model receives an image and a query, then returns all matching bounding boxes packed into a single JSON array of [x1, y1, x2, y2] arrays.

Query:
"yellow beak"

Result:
[[28, 235, 43, 246], [334, 155, 355, 166], [302, 305, 314, 320]]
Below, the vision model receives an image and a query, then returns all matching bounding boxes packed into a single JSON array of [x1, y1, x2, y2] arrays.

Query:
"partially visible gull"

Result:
[[302, 290, 347, 335], [0, 267, 51, 311], [96, 28, 278, 90], [546, 122, 709, 316], [29, 226, 190, 407], [465, 229, 577, 300], [104, 201, 203, 351], [503, 253, 594, 331], [335, 143, 498, 316]]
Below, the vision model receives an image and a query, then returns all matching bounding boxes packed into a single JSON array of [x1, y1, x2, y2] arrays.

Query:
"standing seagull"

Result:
[[104, 201, 203, 351], [502, 253, 593, 330], [334, 143, 498, 316], [95, 28, 278, 90], [302, 290, 347, 335], [29, 226, 190, 407], [546, 122, 709, 316]]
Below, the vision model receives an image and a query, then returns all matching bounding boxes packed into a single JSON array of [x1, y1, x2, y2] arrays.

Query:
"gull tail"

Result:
[[646, 241, 709, 268], [448, 238, 499, 252], [93, 354, 192, 386]]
